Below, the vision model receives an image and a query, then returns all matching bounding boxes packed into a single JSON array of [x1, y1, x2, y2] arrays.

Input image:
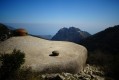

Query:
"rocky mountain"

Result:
[[80, 25, 119, 54], [52, 27, 91, 43]]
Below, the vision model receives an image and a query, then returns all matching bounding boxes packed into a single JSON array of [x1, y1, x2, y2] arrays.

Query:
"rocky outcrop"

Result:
[[52, 27, 91, 43], [13, 28, 28, 36], [0, 36, 87, 74]]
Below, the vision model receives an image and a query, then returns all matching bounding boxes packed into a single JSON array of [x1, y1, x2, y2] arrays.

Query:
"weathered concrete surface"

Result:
[[0, 36, 87, 73]]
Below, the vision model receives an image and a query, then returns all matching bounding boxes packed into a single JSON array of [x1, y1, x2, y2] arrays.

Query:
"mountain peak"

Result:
[[52, 27, 91, 43], [59, 27, 68, 31], [68, 27, 80, 32]]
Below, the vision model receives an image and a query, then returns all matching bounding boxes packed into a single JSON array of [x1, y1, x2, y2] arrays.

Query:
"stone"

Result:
[[0, 36, 87, 73], [45, 75, 63, 80], [49, 51, 59, 56]]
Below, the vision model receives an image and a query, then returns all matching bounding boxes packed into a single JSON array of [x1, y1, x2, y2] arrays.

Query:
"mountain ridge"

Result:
[[80, 25, 119, 54]]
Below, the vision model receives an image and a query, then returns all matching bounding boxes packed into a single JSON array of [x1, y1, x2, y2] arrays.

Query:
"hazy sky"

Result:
[[0, 0, 119, 35]]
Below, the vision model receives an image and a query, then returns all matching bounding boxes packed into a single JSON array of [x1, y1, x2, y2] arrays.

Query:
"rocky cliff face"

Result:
[[52, 27, 91, 43]]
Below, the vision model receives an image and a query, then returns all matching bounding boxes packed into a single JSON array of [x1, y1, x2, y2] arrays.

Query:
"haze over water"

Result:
[[0, 0, 119, 35]]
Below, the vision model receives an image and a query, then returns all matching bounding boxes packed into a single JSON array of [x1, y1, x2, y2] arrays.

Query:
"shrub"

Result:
[[0, 49, 25, 80], [16, 67, 43, 80]]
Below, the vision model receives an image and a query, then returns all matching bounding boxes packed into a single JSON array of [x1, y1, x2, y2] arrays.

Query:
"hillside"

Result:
[[79, 25, 119, 79], [80, 25, 119, 54], [0, 23, 13, 41], [0, 23, 15, 31], [0, 23, 9, 30], [52, 27, 91, 43], [0, 24, 118, 79]]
